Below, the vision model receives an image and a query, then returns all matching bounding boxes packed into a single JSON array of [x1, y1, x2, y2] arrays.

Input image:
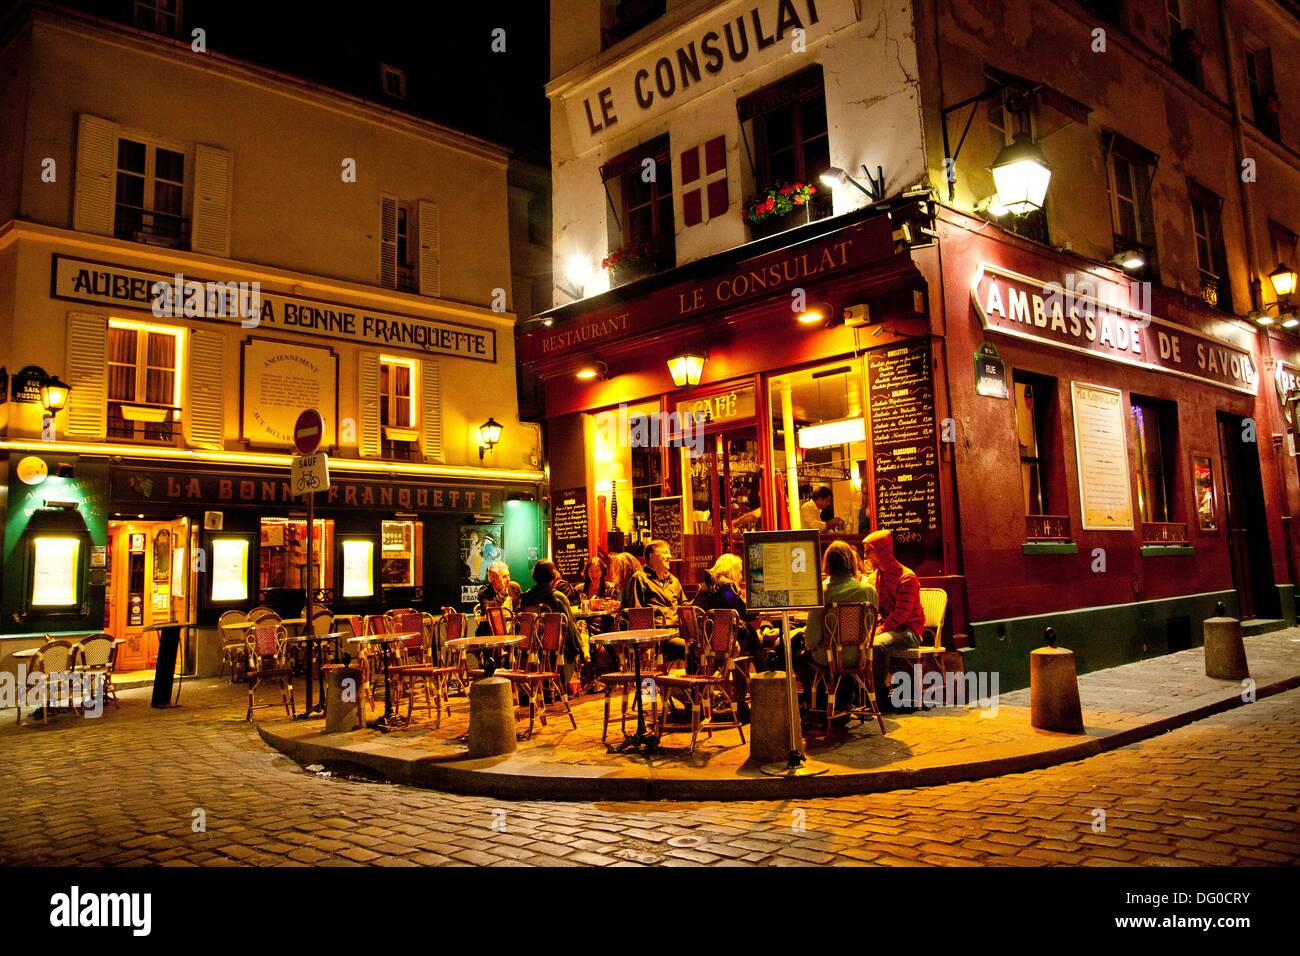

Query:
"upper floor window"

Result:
[[379, 197, 440, 296], [601, 136, 675, 281], [741, 67, 833, 223], [1081, 0, 1123, 26], [380, 64, 407, 100], [1131, 395, 1178, 525], [380, 356, 417, 460], [1270, 220, 1298, 275], [1245, 48, 1282, 142], [134, 0, 181, 37], [395, 203, 416, 292], [115, 137, 187, 248], [106, 320, 184, 443], [600, 0, 666, 50], [1167, 0, 1204, 87], [1105, 132, 1159, 279], [1189, 181, 1232, 313]]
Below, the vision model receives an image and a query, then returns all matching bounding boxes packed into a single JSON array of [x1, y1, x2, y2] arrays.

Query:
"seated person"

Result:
[[794, 540, 879, 719], [520, 560, 586, 667], [862, 529, 924, 708], [475, 560, 522, 636], [630, 540, 686, 663], [691, 553, 765, 667]]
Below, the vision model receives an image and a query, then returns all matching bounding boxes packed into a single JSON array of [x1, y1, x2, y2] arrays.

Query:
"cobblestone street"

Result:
[[1, 678, 1296, 867]]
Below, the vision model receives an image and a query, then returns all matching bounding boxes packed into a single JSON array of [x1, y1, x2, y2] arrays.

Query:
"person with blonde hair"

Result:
[[607, 550, 643, 609], [691, 551, 765, 720]]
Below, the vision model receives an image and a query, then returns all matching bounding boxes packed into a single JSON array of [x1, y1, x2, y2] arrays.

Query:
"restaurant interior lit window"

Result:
[[380, 519, 423, 588], [258, 518, 333, 599]]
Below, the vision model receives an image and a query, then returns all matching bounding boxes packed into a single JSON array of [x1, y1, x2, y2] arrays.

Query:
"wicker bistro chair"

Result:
[[387, 611, 458, 726], [437, 608, 473, 692], [655, 610, 746, 754], [244, 624, 294, 721], [217, 610, 250, 681], [358, 614, 395, 709], [247, 606, 280, 625], [808, 602, 885, 735], [598, 607, 667, 743], [890, 588, 950, 706], [484, 603, 515, 637], [73, 633, 120, 710], [498, 612, 577, 739], [20, 639, 78, 724]]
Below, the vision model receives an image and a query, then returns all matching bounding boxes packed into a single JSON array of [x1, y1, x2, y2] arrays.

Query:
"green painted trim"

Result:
[[1140, 545, 1196, 557], [1022, 541, 1078, 555]]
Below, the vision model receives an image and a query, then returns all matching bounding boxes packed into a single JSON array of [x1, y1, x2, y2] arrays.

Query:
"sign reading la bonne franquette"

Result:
[[51, 255, 496, 363], [971, 263, 1256, 394]]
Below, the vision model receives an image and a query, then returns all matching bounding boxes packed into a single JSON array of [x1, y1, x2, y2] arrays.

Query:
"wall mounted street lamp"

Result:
[[555, 255, 593, 301], [477, 417, 503, 460], [39, 375, 72, 416], [575, 361, 608, 382], [1248, 302, 1298, 330], [1269, 262, 1297, 298], [988, 133, 1052, 215], [820, 165, 886, 202], [1109, 250, 1147, 272], [666, 351, 706, 388]]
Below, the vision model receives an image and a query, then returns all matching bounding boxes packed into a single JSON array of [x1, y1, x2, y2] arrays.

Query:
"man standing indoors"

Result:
[[861, 530, 924, 707]]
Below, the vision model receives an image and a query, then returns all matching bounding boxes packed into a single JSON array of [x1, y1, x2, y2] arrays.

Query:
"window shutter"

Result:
[[420, 360, 444, 462], [358, 350, 382, 458], [192, 144, 233, 257], [379, 195, 399, 288], [186, 329, 224, 449], [65, 312, 108, 439], [73, 114, 118, 235], [417, 200, 441, 297]]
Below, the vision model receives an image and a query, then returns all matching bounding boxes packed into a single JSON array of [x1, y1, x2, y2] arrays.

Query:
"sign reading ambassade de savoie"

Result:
[[51, 255, 497, 363], [971, 263, 1257, 394]]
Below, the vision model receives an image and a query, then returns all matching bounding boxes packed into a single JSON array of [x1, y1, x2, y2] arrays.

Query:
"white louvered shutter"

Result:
[[65, 313, 108, 439], [186, 329, 224, 449], [420, 360, 443, 462], [379, 195, 399, 288], [417, 200, 441, 297], [358, 350, 382, 458], [73, 114, 118, 235], [191, 144, 233, 257]]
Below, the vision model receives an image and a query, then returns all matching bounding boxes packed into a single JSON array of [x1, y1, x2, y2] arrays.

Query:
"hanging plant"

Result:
[[602, 240, 656, 276], [745, 181, 816, 224]]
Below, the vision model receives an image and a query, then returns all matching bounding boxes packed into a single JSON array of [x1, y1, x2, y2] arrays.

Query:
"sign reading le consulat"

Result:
[[52, 255, 496, 363]]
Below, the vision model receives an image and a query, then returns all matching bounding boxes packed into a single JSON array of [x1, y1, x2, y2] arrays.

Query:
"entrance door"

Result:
[[107, 517, 191, 671], [1217, 413, 1279, 619], [682, 426, 761, 588]]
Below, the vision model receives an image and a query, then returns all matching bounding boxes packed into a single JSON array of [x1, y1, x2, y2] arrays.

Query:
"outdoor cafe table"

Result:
[[346, 632, 418, 732], [445, 633, 526, 678], [285, 631, 347, 718], [591, 628, 677, 755]]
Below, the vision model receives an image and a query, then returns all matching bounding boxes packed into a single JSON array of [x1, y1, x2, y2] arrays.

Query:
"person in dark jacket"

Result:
[[475, 560, 522, 636], [520, 560, 586, 668]]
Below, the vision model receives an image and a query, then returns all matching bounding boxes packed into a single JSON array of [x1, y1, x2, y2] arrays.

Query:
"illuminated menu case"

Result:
[[21, 507, 93, 617]]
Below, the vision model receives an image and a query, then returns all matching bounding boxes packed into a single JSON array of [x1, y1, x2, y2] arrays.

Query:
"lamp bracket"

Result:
[[858, 165, 886, 201], [939, 80, 1037, 202]]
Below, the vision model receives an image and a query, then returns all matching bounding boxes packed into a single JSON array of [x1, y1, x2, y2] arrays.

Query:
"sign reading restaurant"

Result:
[[971, 262, 1257, 394], [51, 255, 497, 363]]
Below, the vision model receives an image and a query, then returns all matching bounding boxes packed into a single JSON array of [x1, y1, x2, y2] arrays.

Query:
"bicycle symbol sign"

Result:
[[291, 452, 330, 496]]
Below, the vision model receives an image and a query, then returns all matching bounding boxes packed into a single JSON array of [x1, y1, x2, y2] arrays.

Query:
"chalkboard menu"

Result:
[[649, 496, 684, 560], [867, 340, 941, 570], [551, 487, 589, 580]]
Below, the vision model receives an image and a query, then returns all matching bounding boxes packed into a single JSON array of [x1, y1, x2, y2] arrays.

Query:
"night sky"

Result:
[[35, 0, 553, 158]]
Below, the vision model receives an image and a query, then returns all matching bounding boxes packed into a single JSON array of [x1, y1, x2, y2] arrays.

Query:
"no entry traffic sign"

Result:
[[294, 408, 325, 456]]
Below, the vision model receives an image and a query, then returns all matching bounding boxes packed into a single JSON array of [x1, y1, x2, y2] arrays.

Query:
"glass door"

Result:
[[682, 425, 761, 588]]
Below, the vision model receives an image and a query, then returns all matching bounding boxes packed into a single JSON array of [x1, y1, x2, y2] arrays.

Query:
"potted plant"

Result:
[[745, 181, 818, 239], [602, 239, 659, 285]]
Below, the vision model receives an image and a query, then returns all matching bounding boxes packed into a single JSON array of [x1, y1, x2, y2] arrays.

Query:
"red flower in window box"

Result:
[[745, 182, 816, 224]]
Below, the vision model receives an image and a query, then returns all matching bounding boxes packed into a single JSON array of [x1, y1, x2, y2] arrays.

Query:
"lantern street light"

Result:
[[477, 416, 503, 460], [667, 351, 707, 389], [39, 375, 72, 417], [989, 133, 1052, 215], [1269, 262, 1297, 299]]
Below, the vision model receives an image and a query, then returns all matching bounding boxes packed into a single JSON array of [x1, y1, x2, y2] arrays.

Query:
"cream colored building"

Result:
[[0, 3, 544, 676]]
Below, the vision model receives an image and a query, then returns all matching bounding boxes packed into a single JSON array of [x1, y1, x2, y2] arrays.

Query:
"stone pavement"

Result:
[[258, 629, 1300, 798], [0, 673, 1295, 866]]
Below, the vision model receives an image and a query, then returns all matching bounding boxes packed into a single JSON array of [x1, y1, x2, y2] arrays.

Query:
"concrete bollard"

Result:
[[749, 670, 794, 763], [1203, 614, 1250, 681], [324, 665, 363, 734], [1030, 628, 1084, 734], [467, 676, 518, 758]]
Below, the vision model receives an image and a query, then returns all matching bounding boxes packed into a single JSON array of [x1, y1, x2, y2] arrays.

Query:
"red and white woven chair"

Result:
[[655, 609, 746, 754], [808, 602, 884, 735], [245, 624, 294, 721], [498, 612, 577, 739]]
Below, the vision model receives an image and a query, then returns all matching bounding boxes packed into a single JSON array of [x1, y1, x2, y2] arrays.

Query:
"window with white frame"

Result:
[[134, 0, 181, 37], [379, 356, 417, 459], [106, 320, 185, 442], [1105, 133, 1159, 278], [381, 64, 407, 100], [115, 136, 186, 247]]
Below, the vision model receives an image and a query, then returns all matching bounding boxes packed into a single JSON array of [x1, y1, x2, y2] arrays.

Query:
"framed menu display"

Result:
[[743, 531, 823, 611], [1071, 382, 1134, 530], [31, 536, 80, 607], [210, 537, 250, 602], [341, 539, 375, 598]]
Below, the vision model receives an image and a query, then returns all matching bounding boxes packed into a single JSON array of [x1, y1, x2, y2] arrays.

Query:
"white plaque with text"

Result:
[[1071, 382, 1134, 531]]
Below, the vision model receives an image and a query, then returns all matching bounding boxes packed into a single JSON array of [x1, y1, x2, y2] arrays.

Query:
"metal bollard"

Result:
[[1029, 627, 1084, 733], [1203, 604, 1249, 681]]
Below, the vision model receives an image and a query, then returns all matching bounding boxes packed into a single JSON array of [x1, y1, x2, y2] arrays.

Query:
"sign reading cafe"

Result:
[[971, 263, 1256, 394], [51, 255, 497, 363]]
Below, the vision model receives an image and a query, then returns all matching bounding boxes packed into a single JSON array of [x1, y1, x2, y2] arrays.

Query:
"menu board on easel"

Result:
[[551, 487, 589, 581], [867, 340, 942, 570], [649, 496, 684, 561]]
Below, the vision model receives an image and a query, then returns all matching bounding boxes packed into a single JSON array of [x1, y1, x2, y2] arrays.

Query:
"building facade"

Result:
[[525, 0, 1300, 688], [0, 3, 545, 676]]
